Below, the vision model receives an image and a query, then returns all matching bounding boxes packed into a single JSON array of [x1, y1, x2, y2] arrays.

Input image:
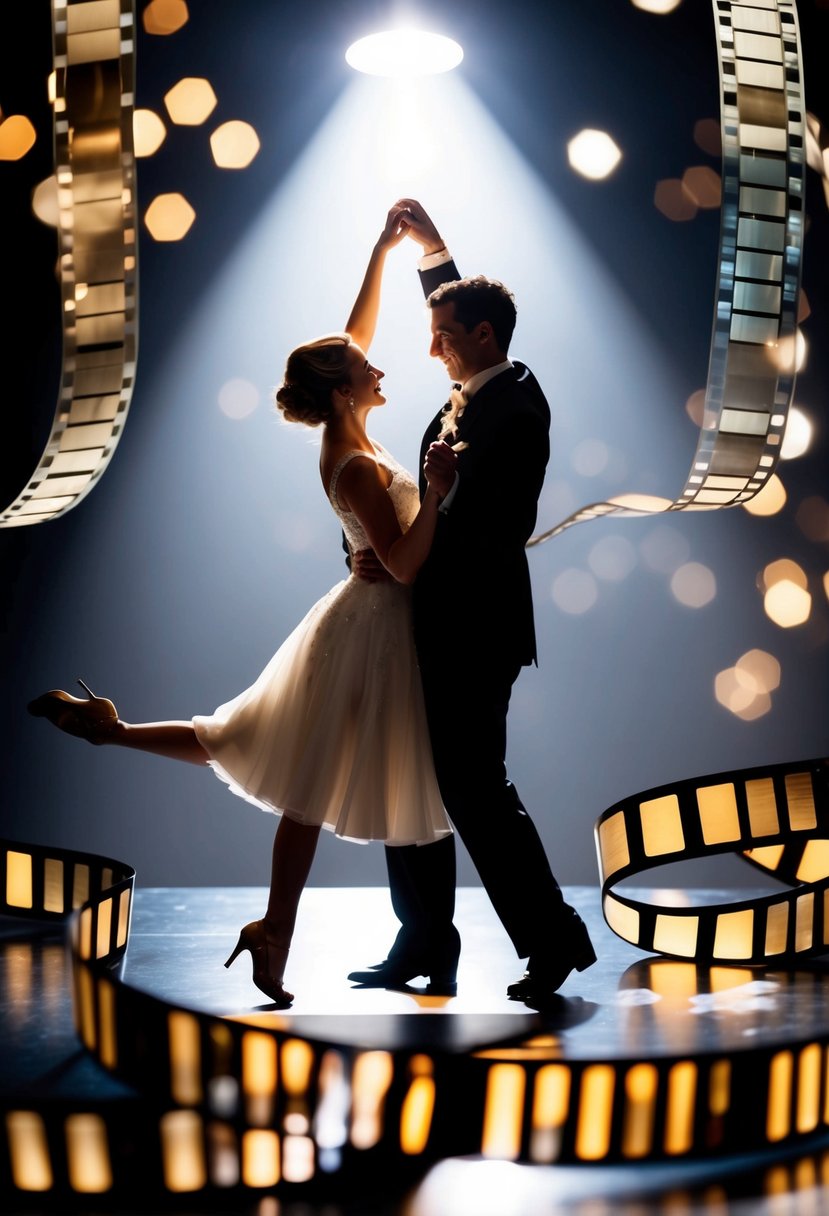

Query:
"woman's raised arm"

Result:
[[344, 206, 408, 352]]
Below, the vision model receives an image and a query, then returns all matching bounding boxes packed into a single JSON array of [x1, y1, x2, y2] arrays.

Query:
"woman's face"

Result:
[[347, 344, 386, 409]]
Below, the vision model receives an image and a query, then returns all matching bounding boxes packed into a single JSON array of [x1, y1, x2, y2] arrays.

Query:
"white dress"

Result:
[[193, 442, 451, 846]]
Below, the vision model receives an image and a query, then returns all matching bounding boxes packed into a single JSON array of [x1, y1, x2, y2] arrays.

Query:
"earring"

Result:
[[348, 397, 355, 414]]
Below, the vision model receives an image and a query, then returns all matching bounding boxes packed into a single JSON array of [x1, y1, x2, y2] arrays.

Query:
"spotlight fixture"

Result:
[[345, 29, 463, 77]]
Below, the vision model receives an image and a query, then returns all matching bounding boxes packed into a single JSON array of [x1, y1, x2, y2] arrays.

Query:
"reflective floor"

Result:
[[4, 885, 829, 1213]]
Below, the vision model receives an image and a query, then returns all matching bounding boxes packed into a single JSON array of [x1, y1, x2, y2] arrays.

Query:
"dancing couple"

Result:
[[29, 199, 596, 1009]]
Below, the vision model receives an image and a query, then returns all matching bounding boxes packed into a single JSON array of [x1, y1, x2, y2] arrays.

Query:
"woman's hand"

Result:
[[424, 441, 458, 501], [376, 205, 409, 252]]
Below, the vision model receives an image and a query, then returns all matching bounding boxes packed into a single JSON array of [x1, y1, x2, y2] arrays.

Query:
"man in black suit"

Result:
[[350, 200, 595, 1005]]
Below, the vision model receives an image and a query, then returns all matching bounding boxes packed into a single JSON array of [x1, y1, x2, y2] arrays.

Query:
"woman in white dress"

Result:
[[28, 206, 457, 1007]]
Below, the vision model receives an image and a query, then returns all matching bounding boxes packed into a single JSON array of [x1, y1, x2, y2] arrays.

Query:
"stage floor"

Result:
[[4, 885, 829, 1214]]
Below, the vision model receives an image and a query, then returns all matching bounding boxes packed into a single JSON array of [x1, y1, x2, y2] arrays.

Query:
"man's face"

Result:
[[429, 302, 484, 385]]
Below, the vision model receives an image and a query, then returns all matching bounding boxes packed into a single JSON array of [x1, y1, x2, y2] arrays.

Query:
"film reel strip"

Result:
[[596, 756, 829, 964], [4, 759, 829, 1202], [0, 0, 138, 529], [529, 0, 805, 545]]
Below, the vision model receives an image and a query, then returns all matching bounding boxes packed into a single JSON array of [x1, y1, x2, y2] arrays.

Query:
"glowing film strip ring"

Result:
[[529, 0, 805, 546], [596, 757, 829, 964], [0, 0, 138, 529]]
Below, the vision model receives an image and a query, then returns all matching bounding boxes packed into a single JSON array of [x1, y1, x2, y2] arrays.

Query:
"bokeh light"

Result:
[[345, 30, 463, 77], [639, 526, 691, 574], [798, 290, 811, 323], [670, 562, 716, 608], [763, 580, 812, 629], [0, 114, 36, 160], [143, 0, 189, 36], [551, 569, 598, 615], [655, 179, 697, 221], [714, 667, 772, 721], [164, 78, 218, 125], [134, 109, 167, 157], [566, 129, 622, 180], [571, 438, 610, 477], [144, 192, 196, 241], [735, 649, 781, 695], [761, 558, 807, 592], [684, 388, 706, 427], [210, 121, 261, 169], [631, 0, 682, 10], [796, 497, 829, 542], [31, 175, 59, 227], [587, 535, 637, 582], [768, 330, 807, 375], [742, 473, 786, 517], [682, 165, 721, 208], [218, 378, 260, 420], [779, 406, 813, 460], [693, 117, 721, 157]]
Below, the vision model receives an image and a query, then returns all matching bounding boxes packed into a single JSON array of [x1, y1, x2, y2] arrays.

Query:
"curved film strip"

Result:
[[0, 0, 138, 529], [529, 0, 805, 546], [595, 756, 829, 964], [6, 770, 829, 1206]]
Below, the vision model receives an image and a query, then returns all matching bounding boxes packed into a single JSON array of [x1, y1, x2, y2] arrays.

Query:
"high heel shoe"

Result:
[[27, 679, 119, 745], [225, 919, 294, 1008]]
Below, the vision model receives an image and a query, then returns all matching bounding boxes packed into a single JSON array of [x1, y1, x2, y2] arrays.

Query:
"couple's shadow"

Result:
[[260, 990, 598, 1053]]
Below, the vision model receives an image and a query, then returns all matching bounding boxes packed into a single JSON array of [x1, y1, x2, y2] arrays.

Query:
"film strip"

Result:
[[0, 0, 138, 529], [596, 756, 829, 963], [5, 760, 829, 1201], [529, 0, 805, 545]]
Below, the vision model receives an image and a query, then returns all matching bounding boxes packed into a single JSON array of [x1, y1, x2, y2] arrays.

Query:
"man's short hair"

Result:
[[427, 275, 517, 353]]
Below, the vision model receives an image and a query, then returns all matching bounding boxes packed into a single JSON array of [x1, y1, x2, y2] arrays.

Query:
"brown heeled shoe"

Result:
[[27, 679, 119, 745], [224, 919, 294, 1008]]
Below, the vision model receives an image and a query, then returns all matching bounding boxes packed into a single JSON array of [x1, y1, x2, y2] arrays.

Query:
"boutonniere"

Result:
[[448, 386, 468, 412]]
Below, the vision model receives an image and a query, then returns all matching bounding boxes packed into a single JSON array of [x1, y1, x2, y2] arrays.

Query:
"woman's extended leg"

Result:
[[29, 682, 208, 763], [110, 720, 208, 765]]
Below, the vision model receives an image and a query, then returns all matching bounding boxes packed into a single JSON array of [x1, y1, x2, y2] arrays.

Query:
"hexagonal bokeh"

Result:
[[133, 109, 167, 157], [164, 78, 217, 126], [144, 192, 196, 241], [566, 128, 622, 181], [210, 121, 261, 169], [143, 0, 189, 36], [654, 179, 697, 222], [681, 165, 721, 209]]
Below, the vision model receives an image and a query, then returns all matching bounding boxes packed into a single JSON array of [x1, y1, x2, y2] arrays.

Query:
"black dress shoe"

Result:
[[349, 930, 460, 997], [348, 958, 458, 996], [507, 916, 596, 1004]]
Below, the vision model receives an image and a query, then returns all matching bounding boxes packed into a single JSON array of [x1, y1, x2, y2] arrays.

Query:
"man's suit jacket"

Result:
[[412, 261, 550, 671]]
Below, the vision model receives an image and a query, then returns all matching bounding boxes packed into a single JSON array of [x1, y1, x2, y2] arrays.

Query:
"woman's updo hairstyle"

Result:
[[275, 334, 352, 427]]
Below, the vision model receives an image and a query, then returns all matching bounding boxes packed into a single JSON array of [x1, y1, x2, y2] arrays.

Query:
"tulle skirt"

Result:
[[193, 575, 451, 845]]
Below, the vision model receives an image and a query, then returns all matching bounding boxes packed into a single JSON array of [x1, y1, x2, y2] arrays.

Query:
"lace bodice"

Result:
[[328, 442, 420, 554]]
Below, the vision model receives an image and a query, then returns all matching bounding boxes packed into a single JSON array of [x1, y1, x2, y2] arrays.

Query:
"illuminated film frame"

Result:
[[0, 0, 138, 528]]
